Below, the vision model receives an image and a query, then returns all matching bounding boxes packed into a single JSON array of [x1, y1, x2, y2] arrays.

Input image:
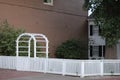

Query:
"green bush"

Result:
[[55, 39, 88, 59], [0, 20, 25, 56]]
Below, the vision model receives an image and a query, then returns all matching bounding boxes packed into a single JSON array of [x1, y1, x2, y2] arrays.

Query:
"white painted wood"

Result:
[[16, 33, 49, 58], [81, 61, 85, 78], [1, 56, 120, 78]]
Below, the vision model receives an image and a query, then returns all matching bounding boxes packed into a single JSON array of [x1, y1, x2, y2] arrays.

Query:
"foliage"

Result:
[[0, 20, 25, 56], [55, 39, 87, 59], [84, 0, 120, 46]]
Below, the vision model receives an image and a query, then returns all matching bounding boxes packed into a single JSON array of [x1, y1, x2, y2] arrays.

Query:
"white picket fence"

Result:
[[0, 56, 120, 77], [0, 56, 16, 69]]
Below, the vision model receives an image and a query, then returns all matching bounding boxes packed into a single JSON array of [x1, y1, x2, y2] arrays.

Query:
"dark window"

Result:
[[90, 46, 93, 57], [99, 46, 102, 57], [99, 25, 101, 35], [89, 45, 105, 59], [43, 0, 53, 5], [90, 25, 93, 36], [103, 46, 105, 57], [44, 0, 47, 2]]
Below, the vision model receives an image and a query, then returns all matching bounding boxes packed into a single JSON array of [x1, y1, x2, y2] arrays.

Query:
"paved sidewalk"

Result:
[[1, 69, 120, 80], [8, 74, 80, 80], [8, 75, 120, 80], [0, 69, 40, 80]]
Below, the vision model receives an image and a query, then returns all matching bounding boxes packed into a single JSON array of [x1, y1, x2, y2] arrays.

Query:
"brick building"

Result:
[[0, 0, 88, 57]]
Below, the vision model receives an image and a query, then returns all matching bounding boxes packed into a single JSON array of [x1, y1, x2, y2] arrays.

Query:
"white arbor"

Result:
[[16, 33, 49, 58]]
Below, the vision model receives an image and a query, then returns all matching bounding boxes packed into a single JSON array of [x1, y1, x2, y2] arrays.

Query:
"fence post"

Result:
[[62, 59, 66, 76], [100, 60, 104, 76], [81, 61, 85, 78], [44, 58, 48, 73]]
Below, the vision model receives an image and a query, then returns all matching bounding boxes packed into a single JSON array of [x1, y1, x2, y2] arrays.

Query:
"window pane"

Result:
[[48, 0, 51, 3], [93, 25, 99, 36], [92, 46, 99, 57], [90, 46, 105, 59]]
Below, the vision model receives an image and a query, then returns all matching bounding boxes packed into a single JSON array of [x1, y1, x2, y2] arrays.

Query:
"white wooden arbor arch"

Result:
[[16, 33, 49, 58]]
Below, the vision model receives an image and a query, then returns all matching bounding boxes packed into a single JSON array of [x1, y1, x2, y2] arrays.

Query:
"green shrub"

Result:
[[0, 20, 25, 56], [55, 39, 88, 59]]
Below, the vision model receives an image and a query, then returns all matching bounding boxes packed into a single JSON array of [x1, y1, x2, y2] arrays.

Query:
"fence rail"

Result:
[[0, 56, 120, 77]]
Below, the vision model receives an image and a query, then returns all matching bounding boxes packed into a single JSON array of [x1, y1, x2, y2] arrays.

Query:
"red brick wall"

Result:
[[0, 0, 88, 57]]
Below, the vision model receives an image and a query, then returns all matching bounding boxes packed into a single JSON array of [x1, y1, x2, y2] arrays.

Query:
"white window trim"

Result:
[[88, 45, 105, 59], [43, 0, 53, 6]]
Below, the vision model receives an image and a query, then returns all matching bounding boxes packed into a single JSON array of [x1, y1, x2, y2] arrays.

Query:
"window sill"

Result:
[[43, 3, 53, 6]]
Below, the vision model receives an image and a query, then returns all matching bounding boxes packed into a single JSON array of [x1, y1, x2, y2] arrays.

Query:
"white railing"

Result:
[[0, 56, 120, 77]]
